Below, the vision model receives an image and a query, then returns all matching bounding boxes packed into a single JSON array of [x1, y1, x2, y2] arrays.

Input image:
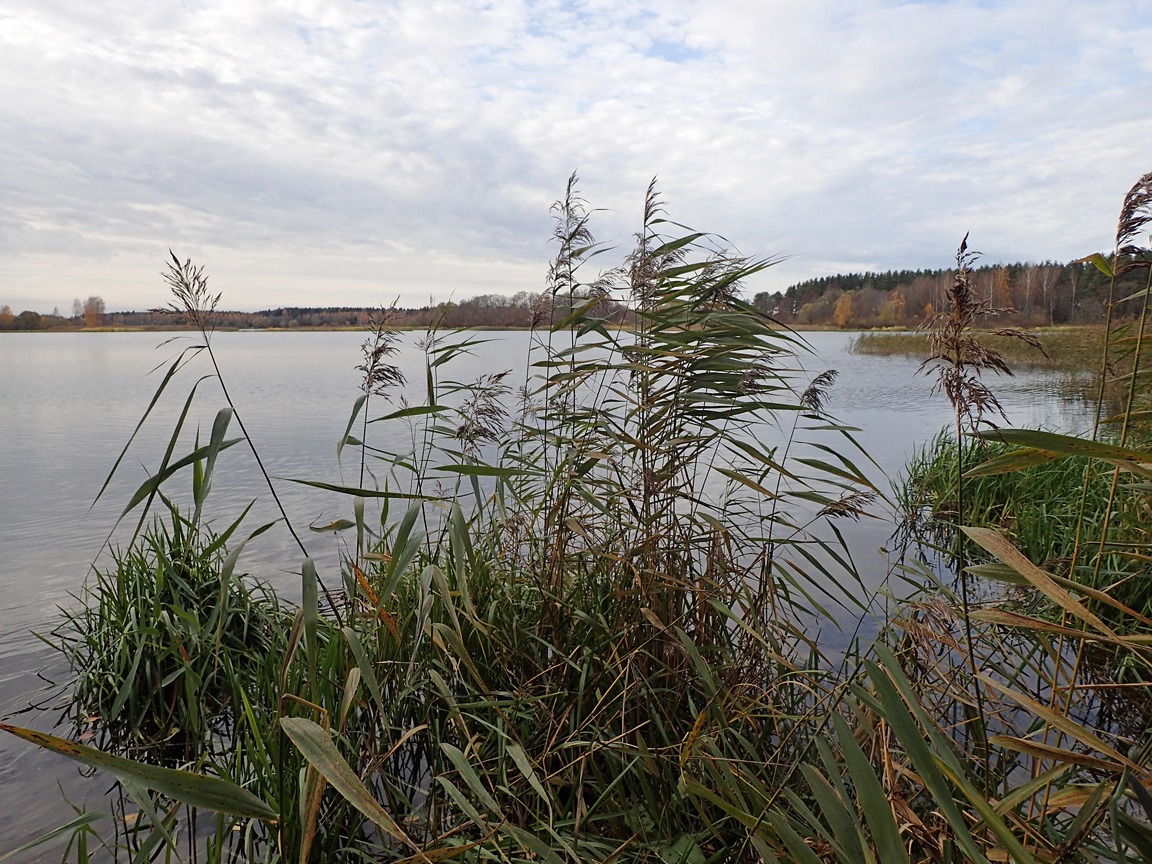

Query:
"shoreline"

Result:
[[0, 322, 1105, 334]]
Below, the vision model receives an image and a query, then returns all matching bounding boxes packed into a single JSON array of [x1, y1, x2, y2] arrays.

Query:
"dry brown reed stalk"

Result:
[[920, 236, 1046, 433], [1043, 173, 1152, 827], [919, 234, 1044, 790], [1042, 181, 1152, 768]]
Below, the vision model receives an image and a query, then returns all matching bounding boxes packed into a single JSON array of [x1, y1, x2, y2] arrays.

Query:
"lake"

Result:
[[0, 329, 1099, 856]]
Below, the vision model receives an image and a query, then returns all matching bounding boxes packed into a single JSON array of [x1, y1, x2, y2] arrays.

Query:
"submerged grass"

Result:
[[6, 173, 1152, 863]]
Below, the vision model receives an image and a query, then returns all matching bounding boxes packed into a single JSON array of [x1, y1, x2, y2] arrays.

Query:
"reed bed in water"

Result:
[[853, 326, 1108, 372], [897, 432, 1111, 567], [5, 174, 1152, 863]]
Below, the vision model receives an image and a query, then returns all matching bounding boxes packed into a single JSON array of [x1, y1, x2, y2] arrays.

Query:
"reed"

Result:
[[898, 431, 1111, 569], [6, 174, 1152, 864], [853, 326, 1108, 372]]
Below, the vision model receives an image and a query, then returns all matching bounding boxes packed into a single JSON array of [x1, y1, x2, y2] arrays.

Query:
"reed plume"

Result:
[[357, 306, 405, 399], [162, 252, 221, 334], [919, 234, 1043, 788], [162, 252, 342, 619]]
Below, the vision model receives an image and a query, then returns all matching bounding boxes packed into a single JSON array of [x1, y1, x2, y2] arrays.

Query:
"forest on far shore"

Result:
[[751, 257, 1126, 328], [0, 256, 1135, 332]]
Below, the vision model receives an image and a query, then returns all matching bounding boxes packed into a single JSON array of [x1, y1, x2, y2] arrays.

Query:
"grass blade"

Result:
[[0, 723, 276, 820], [279, 716, 416, 849]]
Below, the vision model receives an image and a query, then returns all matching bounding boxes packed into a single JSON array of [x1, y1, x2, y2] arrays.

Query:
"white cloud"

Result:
[[0, 0, 1149, 312]]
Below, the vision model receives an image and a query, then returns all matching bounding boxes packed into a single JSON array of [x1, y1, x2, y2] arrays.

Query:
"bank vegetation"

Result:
[[4, 174, 1152, 863]]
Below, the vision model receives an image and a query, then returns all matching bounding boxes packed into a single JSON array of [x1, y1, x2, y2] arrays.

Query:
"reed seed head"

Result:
[[161, 251, 220, 334], [800, 369, 839, 413], [455, 371, 511, 457], [357, 306, 405, 399], [920, 236, 1041, 430]]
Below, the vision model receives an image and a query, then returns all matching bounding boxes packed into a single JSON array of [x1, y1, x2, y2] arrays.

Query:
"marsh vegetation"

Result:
[[853, 327, 1110, 372], [5, 174, 1152, 863]]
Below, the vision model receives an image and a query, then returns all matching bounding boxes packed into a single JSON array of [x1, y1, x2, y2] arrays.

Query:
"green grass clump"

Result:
[[897, 431, 1112, 569], [896, 431, 1152, 624], [53, 506, 285, 756]]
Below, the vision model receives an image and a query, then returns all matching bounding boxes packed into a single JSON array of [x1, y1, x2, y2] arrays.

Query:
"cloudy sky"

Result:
[[1, 0, 1150, 313]]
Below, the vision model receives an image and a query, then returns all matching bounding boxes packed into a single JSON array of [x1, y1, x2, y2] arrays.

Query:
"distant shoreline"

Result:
[[0, 323, 1103, 334]]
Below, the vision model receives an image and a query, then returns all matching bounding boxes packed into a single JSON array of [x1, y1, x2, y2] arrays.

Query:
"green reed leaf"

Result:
[[91, 347, 205, 511], [976, 428, 1152, 465], [119, 438, 243, 522], [337, 393, 367, 468], [1074, 252, 1114, 278], [0, 811, 105, 862], [0, 723, 276, 820], [440, 743, 503, 817], [830, 713, 912, 864], [280, 716, 415, 848], [302, 558, 318, 674], [341, 626, 384, 712], [192, 407, 232, 526], [281, 477, 436, 499]]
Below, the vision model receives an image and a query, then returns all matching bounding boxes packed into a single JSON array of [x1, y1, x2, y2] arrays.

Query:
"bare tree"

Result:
[[1019, 264, 1036, 318], [1038, 262, 1064, 326], [1067, 264, 1081, 322]]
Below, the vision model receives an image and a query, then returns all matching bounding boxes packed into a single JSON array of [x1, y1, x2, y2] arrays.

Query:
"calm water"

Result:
[[0, 329, 1097, 854]]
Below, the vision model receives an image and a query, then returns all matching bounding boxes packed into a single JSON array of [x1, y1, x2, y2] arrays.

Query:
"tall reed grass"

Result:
[[5, 173, 1152, 863]]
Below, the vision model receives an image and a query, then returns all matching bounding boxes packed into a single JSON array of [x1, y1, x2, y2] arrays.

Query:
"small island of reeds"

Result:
[[5, 174, 1152, 864]]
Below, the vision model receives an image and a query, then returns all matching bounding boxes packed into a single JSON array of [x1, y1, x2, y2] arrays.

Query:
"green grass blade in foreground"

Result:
[[863, 656, 992, 864], [870, 646, 1042, 864], [119, 438, 244, 522], [302, 557, 318, 680], [192, 406, 232, 527], [975, 428, 1152, 464], [341, 626, 384, 711], [0, 811, 105, 862], [797, 764, 866, 864], [279, 716, 416, 849], [90, 346, 205, 511], [830, 713, 912, 864], [336, 393, 367, 468], [0, 723, 277, 820]]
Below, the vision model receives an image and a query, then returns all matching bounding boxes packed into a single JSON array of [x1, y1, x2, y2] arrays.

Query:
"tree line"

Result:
[[1, 296, 105, 330], [1, 256, 1140, 332], [753, 258, 1128, 328], [0, 292, 581, 331]]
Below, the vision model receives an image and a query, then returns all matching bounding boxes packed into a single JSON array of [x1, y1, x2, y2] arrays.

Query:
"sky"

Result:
[[1, 0, 1150, 314]]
